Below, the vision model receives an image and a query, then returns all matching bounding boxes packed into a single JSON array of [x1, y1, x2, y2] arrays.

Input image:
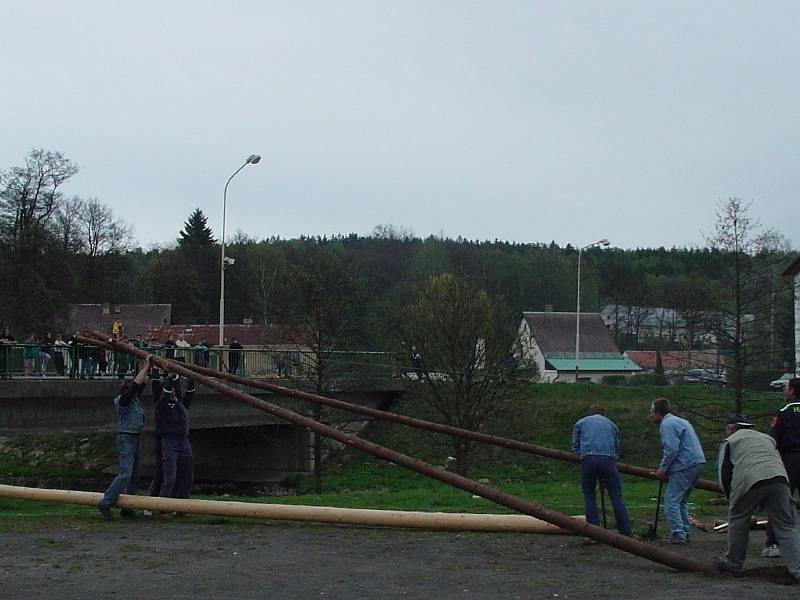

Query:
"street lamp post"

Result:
[[219, 153, 261, 347], [575, 238, 610, 382]]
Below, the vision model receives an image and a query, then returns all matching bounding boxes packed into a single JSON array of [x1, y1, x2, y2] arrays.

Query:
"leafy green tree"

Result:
[[400, 273, 519, 476]]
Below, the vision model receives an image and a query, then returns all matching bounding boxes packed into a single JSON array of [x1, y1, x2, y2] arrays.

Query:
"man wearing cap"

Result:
[[648, 397, 705, 543], [152, 367, 195, 501], [761, 377, 800, 558], [571, 404, 632, 537], [716, 414, 800, 582], [97, 357, 152, 520]]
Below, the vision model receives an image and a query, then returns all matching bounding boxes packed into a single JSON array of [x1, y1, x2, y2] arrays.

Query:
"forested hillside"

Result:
[[1, 151, 796, 374]]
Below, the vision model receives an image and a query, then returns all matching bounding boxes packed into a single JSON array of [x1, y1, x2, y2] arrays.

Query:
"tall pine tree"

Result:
[[178, 208, 216, 247]]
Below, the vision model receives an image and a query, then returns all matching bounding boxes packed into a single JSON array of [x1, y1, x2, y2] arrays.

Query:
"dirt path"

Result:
[[0, 518, 797, 599]]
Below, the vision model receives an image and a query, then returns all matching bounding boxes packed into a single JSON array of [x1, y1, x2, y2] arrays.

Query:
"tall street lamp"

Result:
[[219, 153, 261, 347], [575, 238, 610, 382]]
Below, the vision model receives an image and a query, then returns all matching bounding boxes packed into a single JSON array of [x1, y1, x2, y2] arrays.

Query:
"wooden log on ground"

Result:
[[0, 484, 575, 533], [79, 333, 720, 575]]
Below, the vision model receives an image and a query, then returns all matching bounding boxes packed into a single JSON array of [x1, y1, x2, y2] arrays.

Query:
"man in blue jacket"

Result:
[[572, 404, 632, 536], [649, 397, 706, 543], [98, 357, 152, 520]]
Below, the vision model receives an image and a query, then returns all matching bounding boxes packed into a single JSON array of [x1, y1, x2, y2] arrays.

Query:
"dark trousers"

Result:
[[159, 436, 194, 498], [580, 455, 632, 536], [148, 437, 163, 496], [54, 352, 65, 375], [765, 451, 800, 546]]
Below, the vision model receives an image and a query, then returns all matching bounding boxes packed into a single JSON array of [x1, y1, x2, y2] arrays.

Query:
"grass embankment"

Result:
[[0, 383, 784, 533]]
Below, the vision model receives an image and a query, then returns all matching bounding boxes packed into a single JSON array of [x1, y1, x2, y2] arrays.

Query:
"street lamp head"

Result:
[[246, 154, 261, 165]]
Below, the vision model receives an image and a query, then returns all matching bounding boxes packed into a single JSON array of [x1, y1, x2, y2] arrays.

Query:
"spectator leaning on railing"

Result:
[[23, 334, 38, 377], [39, 333, 53, 377], [53, 333, 67, 376]]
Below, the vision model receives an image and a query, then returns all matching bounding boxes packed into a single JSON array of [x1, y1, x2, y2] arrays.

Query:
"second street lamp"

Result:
[[219, 154, 261, 348], [575, 238, 610, 382]]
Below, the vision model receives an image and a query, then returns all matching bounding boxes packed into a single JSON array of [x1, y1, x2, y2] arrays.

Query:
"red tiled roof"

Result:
[[624, 350, 722, 371], [67, 304, 171, 338], [522, 312, 621, 354], [147, 324, 304, 347]]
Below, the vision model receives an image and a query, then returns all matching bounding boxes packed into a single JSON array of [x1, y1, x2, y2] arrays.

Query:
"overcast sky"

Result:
[[2, 1, 798, 250]]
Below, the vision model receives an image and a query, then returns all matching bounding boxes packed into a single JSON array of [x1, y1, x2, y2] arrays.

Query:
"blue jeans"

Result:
[[580, 455, 631, 536], [99, 433, 140, 508], [82, 356, 95, 377], [664, 463, 703, 540]]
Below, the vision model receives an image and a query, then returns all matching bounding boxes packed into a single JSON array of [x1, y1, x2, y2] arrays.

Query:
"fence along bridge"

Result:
[[0, 349, 406, 482]]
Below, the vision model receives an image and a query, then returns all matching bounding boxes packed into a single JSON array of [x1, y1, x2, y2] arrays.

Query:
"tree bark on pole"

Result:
[[80, 333, 718, 575]]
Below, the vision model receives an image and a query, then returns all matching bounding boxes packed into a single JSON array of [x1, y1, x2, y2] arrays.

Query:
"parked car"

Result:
[[683, 368, 727, 385], [769, 373, 795, 390]]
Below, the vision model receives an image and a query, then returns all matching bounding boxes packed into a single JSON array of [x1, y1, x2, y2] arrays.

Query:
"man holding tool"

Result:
[[572, 404, 632, 537], [649, 397, 705, 544]]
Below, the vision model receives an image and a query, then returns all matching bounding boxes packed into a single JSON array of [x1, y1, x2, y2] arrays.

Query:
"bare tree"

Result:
[[0, 149, 78, 244], [51, 195, 85, 252], [706, 198, 793, 411], [276, 243, 362, 493]]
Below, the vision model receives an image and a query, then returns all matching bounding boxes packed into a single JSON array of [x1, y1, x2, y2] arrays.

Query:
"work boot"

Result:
[[760, 544, 780, 558], [661, 534, 687, 544], [97, 503, 113, 521], [714, 556, 742, 577]]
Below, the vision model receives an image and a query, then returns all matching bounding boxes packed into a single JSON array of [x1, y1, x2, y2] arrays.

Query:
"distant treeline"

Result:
[[0, 151, 795, 373]]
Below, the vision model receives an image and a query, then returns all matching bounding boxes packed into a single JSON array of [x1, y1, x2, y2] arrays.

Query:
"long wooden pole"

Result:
[[0, 484, 573, 533], [91, 336, 722, 494], [80, 333, 718, 574]]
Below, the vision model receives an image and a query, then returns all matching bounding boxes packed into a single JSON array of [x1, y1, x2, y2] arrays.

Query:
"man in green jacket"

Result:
[[716, 414, 800, 582]]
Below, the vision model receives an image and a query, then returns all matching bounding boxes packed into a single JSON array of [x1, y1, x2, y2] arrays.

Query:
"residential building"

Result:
[[518, 311, 641, 383]]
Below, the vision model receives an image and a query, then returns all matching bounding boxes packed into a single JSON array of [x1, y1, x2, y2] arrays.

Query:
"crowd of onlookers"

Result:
[[0, 319, 252, 378]]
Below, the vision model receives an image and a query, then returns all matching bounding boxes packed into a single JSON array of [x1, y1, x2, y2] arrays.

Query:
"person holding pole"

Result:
[[648, 397, 705, 544], [97, 357, 151, 520], [571, 404, 632, 537], [716, 414, 800, 582], [152, 367, 195, 501]]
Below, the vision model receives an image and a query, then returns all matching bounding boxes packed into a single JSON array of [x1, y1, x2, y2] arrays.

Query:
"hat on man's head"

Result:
[[726, 414, 753, 428]]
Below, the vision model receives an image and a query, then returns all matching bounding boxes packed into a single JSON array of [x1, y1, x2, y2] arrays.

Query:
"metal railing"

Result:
[[0, 343, 399, 380]]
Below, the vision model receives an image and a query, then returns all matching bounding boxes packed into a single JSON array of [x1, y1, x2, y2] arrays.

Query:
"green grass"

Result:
[[0, 382, 782, 533]]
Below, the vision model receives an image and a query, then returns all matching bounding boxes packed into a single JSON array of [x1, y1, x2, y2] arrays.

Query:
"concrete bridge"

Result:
[[0, 377, 406, 482]]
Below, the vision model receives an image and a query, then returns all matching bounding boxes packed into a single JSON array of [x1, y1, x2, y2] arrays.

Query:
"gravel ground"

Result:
[[1, 517, 798, 599]]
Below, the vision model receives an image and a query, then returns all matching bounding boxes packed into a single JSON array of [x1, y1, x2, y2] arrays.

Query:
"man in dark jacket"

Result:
[[716, 414, 800, 581], [152, 369, 195, 500], [228, 337, 243, 374], [98, 357, 151, 520], [762, 377, 800, 557]]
